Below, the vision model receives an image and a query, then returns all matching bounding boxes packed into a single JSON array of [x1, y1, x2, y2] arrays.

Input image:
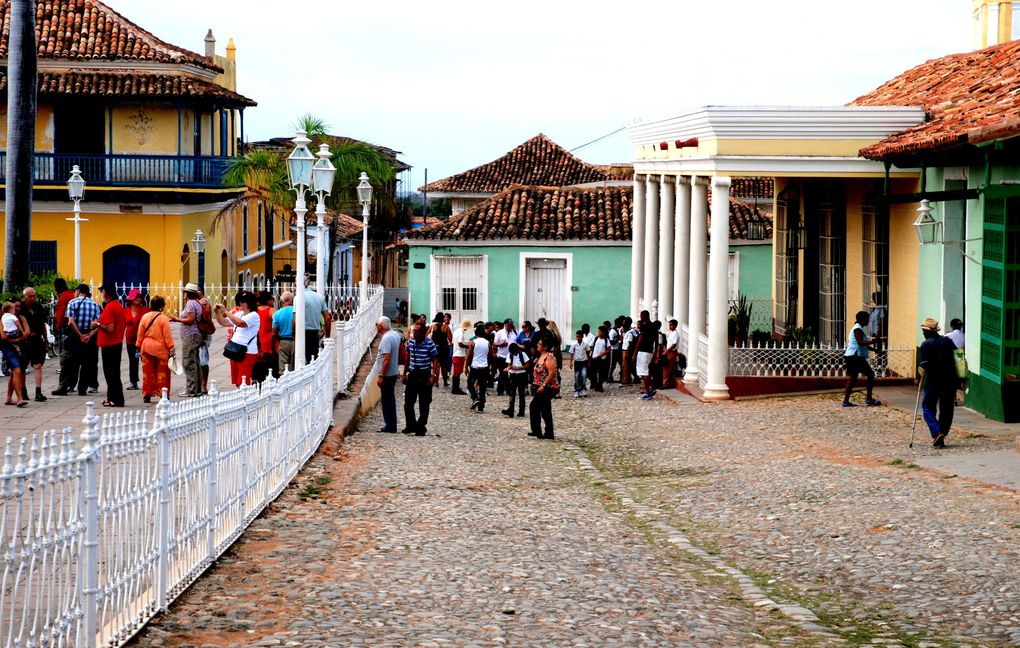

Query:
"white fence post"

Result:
[[263, 375, 278, 506], [335, 326, 346, 394], [155, 391, 171, 611], [206, 380, 220, 561], [80, 402, 101, 648]]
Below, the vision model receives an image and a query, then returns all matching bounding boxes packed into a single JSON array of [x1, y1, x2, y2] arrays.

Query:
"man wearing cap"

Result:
[[918, 317, 960, 448], [96, 285, 126, 407], [53, 284, 102, 396], [169, 283, 204, 397]]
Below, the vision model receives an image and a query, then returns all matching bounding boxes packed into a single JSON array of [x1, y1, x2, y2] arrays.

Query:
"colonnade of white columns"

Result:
[[631, 173, 731, 400]]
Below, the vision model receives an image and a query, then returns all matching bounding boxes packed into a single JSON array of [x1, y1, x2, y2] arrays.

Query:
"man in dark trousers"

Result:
[[53, 284, 101, 396], [402, 321, 440, 436], [918, 317, 960, 448]]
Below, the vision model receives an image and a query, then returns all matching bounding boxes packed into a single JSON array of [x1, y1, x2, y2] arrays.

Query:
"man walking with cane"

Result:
[[918, 317, 960, 448]]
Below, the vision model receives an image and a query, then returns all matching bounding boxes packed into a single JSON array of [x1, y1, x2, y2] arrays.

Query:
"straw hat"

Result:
[[183, 282, 201, 295], [920, 317, 940, 332]]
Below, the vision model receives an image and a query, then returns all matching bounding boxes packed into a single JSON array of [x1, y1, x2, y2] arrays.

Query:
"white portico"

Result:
[[626, 106, 925, 400]]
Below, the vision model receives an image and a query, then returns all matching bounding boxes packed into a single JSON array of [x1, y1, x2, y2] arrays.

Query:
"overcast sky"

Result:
[[127, 0, 972, 192]]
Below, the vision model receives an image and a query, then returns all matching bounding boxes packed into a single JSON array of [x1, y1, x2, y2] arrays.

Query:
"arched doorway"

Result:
[[181, 244, 191, 284], [103, 245, 150, 289], [221, 250, 228, 285]]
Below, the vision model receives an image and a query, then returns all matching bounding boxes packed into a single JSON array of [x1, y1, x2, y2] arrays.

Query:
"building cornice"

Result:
[[237, 241, 294, 264], [30, 200, 234, 215], [425, 191, 495, 200], [0, 58, 220, 82], [627, 106, 926, 146], [633, 155, 919, 177]]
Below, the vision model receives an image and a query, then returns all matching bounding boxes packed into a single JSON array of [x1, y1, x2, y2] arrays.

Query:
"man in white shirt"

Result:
[[589, 326, 612, 392], [492, 319, 517, 396], [664, 319, 682, 387], [581, 323, 596, 352], [570, 330, 589, 397], [946, 318, 965, 349]]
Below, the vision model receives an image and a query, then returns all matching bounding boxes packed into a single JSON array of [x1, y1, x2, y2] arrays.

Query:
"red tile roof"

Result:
[[0, 0, 220, 71], [0, 70, 256, 106], [730, 177, 774, 200], [406, 185, 631, 242], [419, 134, 611, 194], [853, 40, 1020, 159], [405, 185, 771, 243], [330, 212, 364, 239]]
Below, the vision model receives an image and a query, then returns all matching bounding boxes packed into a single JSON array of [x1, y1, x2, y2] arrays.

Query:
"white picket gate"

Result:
[[1, 283, 383, 647]]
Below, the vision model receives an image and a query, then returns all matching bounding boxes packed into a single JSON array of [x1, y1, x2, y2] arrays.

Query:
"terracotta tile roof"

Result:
[[406, 185, 631, 242], [405, 185, 771, 243], [0, 0, 219, 71], [330, 212, 364, 239], [729, 177, 774, 200], [853, 40, 1020, 159], [419, 134, 611, 194], [0, 69, 256, 106]]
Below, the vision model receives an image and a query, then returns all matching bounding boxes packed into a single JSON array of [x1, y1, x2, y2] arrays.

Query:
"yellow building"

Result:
[[0, 0, 255, 289]]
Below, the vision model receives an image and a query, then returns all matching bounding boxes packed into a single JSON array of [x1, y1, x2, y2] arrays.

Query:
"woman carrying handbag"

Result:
[[214, 291, 261, 387], [529, 337, 559, 439], [135, 296, 176, 403]]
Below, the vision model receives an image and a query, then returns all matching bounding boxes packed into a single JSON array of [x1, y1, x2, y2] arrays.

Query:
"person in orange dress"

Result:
[[136, 296, 176, 403]]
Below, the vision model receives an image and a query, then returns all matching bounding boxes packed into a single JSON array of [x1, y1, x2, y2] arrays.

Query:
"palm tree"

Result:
[[3, 0, 37, 290], [221, 149, 291, 281]]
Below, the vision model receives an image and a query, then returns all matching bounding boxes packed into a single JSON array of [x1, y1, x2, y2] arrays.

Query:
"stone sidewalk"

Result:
[[130, 377, 1020, 647]]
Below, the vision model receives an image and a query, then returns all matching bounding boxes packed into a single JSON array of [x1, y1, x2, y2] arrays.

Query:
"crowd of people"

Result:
[[373, 309, 687, 440], [0, 279, 335, 408]]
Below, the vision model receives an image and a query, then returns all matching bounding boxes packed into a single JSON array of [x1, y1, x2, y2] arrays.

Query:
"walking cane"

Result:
[[909, 375, 925, 449]]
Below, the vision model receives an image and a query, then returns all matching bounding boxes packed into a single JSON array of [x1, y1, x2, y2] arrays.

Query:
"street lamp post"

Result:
[[287, 130, 315, 368], [191, 229, 206, 288], [312, 144, 337, 294], [356, 172, 373, 303], [66, 165, 87, 280]]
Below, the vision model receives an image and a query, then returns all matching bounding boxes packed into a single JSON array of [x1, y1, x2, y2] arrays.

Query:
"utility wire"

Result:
[[569, 126, 626, 153]]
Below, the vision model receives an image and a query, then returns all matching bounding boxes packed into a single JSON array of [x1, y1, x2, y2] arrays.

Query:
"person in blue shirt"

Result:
[[271, 291, 296, 374], [375, 316, 402, 432], [842, 310, 882, 407], [402, 321, 440, 435]]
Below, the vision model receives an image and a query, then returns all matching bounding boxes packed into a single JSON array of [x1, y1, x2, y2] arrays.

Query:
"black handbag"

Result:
[[223, 340, 248, 362]]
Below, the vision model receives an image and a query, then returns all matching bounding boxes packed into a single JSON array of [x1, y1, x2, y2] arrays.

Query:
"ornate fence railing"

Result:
[[0, 152, 238, 189], [1, 284, 383, 647], [697, 333, 709, 389], [728, 342, 914, 378], [729, 298, 774, 334]]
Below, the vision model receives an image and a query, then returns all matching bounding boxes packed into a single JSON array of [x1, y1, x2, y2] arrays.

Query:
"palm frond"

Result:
[[326, 140, 398, 210], [295, 113, 330, 139]]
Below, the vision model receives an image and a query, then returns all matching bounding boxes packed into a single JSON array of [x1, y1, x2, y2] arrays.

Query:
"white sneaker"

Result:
[[573, 392, 581, 398]]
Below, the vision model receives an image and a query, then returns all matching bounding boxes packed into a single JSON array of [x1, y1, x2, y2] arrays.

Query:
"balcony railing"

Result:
[[0, 152, 240, 189]]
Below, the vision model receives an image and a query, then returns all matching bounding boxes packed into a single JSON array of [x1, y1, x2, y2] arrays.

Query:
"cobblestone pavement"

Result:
[[131, 379, 1020, 648]]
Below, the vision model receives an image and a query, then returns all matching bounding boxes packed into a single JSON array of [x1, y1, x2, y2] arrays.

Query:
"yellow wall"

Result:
[[0, 104, 55, 152], [111, 104, 179, 155], [230, 195, 295, 283], [844, 182, 865, 327], [886, 200, 920, 375], [0, 208, 230, 286]]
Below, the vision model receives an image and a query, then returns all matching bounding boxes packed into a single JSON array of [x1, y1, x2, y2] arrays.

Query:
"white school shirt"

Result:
[[591, 337, 611, 359], [507, 351, 530, 374], [470, 337, 490, 368], [608, 327, 620, 350], [571, 342, 588, 362], [452, 327, 470, 358], [666, 328, 680, 351], [582, 332, 596, 350], [494, 329, 517, 359]]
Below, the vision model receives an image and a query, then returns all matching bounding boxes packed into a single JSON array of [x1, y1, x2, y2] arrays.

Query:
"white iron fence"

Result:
[[2, 283, 384, 647], [697, 333, 709, 389], [728, 342, 914, 378]]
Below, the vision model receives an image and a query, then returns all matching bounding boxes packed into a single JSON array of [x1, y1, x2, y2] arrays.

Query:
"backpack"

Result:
[[197, 301, 216, 336]]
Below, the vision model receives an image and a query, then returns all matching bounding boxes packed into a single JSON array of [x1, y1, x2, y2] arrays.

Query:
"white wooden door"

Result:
[[433, 256, 485, 323], [525, 257, 568, 329]]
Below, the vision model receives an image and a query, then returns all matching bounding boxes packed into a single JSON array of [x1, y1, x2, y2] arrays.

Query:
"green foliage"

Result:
[[0, 270, 75, 304], [785, 326, 817, 345], [295, 114, 330, 139], [728, 293, 753, 341]]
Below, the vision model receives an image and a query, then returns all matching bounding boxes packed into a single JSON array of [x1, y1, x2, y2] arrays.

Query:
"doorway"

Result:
[[522, 255, 570, 332], [103, 245, 150, 289]]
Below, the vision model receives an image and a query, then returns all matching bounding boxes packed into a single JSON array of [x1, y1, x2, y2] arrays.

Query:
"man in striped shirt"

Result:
[[401, 322, 440, 436]]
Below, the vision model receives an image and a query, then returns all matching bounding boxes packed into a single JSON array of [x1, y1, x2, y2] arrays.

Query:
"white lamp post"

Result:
[[287, 130, 315, 368], [191, 229, 206, 288], [356, 171, 373, 303], [312, 144, 337, 293], [66, 165, 87, 280]]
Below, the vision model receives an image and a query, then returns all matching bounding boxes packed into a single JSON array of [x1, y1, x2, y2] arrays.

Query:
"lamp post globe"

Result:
[[357, 172, 373, 303], [288, 130, 315, 368], [191, 229, 206, 288], [313, 144, 336, 292], [65, 165, 87, 280]]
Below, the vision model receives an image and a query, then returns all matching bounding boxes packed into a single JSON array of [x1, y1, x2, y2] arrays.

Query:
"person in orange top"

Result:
[[123, 289, 149, 392], [136, 296, 176, 403], [96, 285, 127, 407], [253, 291, 276, 382]]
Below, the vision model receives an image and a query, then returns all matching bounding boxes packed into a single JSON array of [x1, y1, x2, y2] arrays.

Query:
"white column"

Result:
[[673, 176, 691, 326], [642, 174, 659, 316], [704, 176, 732, 400], [684, 176, 708, 385], [657, 175, 675, 323], [630, 175, 646, 319]]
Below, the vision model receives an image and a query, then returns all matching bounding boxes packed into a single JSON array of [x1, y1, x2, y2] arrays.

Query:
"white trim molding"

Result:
[[627, 105, 926, 145], [236, 240, 293, 264], [518, 251, 573, 335], [424, 191, 495, 200], [632, 155, 918, 177]]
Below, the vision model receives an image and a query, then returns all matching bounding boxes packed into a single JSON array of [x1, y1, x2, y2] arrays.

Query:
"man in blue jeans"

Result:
[[918, 317, 960, 448], [375, 316, 402, 433]]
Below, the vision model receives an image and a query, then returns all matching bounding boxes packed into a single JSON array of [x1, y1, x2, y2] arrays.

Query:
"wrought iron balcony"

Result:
[[0, 152, 241, 189]]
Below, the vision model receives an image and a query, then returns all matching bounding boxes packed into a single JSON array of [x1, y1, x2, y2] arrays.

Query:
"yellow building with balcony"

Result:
[[0, 0, 256, 290]]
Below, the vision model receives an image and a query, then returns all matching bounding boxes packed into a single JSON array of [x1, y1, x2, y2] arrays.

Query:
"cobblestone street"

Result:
[[132, 381, 1019, 648]]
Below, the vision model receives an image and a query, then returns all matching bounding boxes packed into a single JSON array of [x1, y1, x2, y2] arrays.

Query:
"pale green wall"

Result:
[[408, 244, 632, 334], [732, 243, 772, 301]]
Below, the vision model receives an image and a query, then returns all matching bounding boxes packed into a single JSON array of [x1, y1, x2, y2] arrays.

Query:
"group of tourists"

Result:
[[842, 308, 967, 448], [372, 309, 688, 440], [0, 278, 334, 408]]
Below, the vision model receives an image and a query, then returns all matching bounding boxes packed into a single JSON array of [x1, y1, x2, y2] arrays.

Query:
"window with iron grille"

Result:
[[817, 195, 846, 347], [462, 288, 478, 312], [242, 202, 249, 256], [774, 185, 800, 336], [29, 241, 58, 276], [862, 194, 889, 338], [441, 287, 457, 312]]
